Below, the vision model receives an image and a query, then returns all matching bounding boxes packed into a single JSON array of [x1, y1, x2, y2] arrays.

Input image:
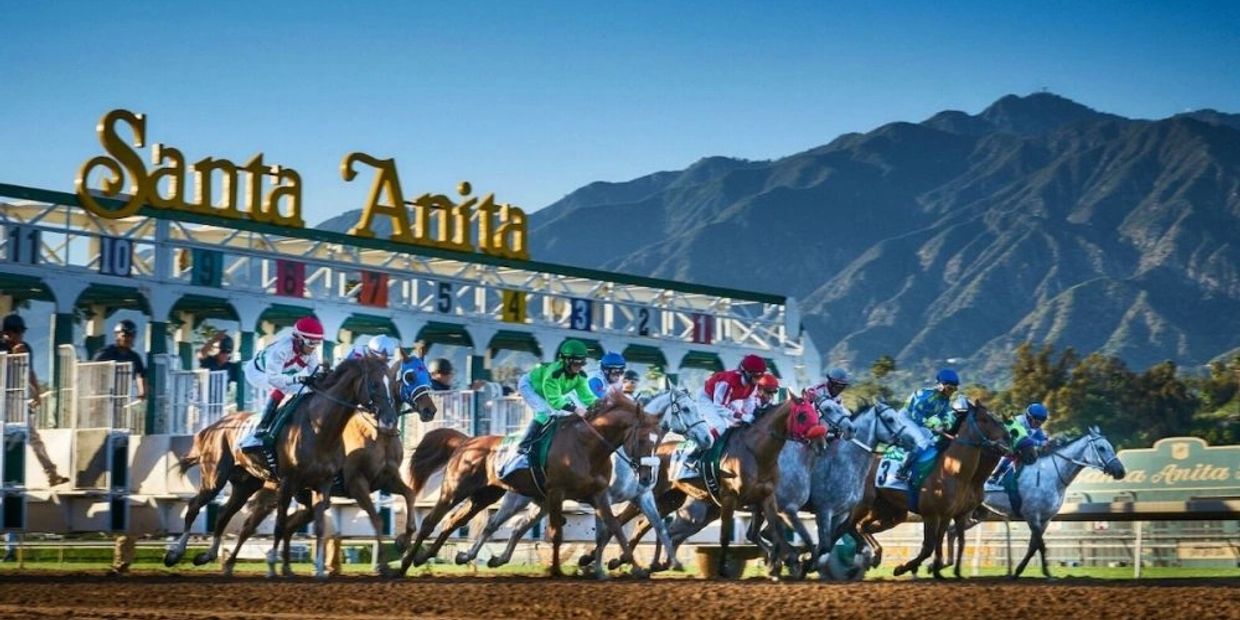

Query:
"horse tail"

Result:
[[410, 428, 469, 494], [177, 440, 202, 474]]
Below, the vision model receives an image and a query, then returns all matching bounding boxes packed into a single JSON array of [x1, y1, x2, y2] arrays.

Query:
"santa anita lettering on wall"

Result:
[[1072, 437, 1240, 491], [75, 109, 528, 259]]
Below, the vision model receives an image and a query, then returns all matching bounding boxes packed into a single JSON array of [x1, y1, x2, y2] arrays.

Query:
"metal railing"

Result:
[[0, 352, 30, 426], [58, 345, 141, 432], [154, 354, 233, 435], [401, 390, 535, 451]]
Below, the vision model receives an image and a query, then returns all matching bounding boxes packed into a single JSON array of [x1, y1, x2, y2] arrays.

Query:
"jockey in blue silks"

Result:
[[895, 368, 964, 481], [587, 351, 627, 399]]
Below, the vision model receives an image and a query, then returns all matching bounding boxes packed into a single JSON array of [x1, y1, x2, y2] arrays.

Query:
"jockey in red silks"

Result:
[[239, 316, 325, 461], [682, 354, 767, 472]]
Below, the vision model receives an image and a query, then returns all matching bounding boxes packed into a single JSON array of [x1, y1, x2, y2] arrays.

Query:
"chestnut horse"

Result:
[[167, 357, 396, 578], [624, 397, 828, 579], [195, 355, 438, 576], [854, 401, 1031, 579], [399, 393, 661, 579]]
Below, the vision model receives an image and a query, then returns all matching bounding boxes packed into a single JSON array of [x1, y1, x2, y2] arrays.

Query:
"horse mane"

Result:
[[853, 398, 875, 419]]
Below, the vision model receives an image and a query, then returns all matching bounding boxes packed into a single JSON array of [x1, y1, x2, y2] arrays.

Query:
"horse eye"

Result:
[[796, 413, 806, 424]]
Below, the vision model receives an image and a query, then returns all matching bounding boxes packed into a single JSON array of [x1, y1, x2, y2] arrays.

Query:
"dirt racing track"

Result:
[[0, 573, 1236, 620]]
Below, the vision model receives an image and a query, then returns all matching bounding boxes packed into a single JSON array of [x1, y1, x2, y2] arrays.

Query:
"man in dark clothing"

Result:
[[428, 358, 454, 391], [197, 332, 240, 384], [0, 313, 69, 487], [92, 319, 147, 400]]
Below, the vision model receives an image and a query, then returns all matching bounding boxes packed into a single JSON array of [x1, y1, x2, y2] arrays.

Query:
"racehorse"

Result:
[[451, 387, 715, 573], [166, 357, 396, 578], [399, 392, 661, 579], [946, 427, 1126, 579], [627, 396, 829, 579], [751, 399, 931, 576], [192, 355, 438, 576], [854, 401, 1032, 579]]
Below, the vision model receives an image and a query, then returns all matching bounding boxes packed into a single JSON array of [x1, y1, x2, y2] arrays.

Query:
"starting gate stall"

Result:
[[0, 108, 820, 548], [1, 352, 30, 530]]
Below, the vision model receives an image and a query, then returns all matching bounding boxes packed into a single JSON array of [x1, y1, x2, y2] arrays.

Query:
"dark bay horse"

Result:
[[206, 356, 438, 576], [625, 397, 828, 579], [167, 357, 396, 578], [854, 401, 1030, 579], [399, 393, 661, 579]]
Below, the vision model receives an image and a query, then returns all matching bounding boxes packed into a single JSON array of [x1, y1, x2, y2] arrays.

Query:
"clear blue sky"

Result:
[[2, 1, 1238, 225]]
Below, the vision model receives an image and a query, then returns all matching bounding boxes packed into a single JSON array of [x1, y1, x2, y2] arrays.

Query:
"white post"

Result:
[[1133, 521, 1143, 578], [972, 522, 983, 576], [1004, 518, 1013, 577]]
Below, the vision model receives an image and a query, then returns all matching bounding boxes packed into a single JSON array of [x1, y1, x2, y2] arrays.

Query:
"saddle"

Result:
[[255, 392, 313, 481], [700, 428, 735, 506]]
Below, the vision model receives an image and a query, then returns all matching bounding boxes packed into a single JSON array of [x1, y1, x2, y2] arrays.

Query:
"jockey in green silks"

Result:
[[501, 339, 598, 476]]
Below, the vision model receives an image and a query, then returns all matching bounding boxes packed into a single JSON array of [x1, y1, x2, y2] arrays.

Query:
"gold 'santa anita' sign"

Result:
[[75, 109, 528, 259]]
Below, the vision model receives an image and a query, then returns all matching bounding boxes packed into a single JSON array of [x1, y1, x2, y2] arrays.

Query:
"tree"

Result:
[[871, 355, 896, 380]]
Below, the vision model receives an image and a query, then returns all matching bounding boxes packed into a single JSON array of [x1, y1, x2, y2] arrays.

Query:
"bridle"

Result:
[[849, 402, 917, 453], [1048, 433, 1121, 486]]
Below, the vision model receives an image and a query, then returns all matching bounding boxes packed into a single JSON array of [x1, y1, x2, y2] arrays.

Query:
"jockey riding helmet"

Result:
[[739, 355, 767, 381], [935, 368, 960, 388], [292, 316, 325, 351], [559, 339, 589, 364], [1026, 402, 1049, 422], [600, 352, 627, 374], [367, 335, 401, 361]]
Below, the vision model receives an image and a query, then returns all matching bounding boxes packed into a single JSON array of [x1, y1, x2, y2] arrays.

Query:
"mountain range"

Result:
[[321, 93, 1240, 384]]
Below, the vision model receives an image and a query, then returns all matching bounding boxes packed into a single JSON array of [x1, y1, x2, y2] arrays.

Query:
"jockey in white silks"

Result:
[[238, 316, 326, 473], [345, 334, 401, 367]]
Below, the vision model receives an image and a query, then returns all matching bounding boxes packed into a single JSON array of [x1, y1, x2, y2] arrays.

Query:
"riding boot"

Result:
[[241, 399, 280, 454], [894, 449, 917, 481], [515, 419, 544, 456]]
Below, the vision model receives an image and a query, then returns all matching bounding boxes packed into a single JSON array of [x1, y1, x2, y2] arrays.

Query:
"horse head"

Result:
[[959, 401, 1011, 455], [810, 389, 855, 441], [872, 402, 930, 452], [786, 395, 829, 450], [648, 387, 715, 449], [1087, 426, 1126, 479], [623, 410, 663, 488], [329, 356, 399, 431], [396, 355, 438, 422]]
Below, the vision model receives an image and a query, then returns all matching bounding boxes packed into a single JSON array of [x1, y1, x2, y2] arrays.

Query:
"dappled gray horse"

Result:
[[950, 426, 1125, 578], [453, 387, 715, 572], [805, 400, 931, 574]]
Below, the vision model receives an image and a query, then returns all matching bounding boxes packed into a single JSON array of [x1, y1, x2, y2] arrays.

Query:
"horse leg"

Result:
[[455, 491, 532, 566], [952, 518, 968, 579], [716, 498, 737, 579], [491, 502, 543, 568], [629, 490, 676, 572], [761, 496, 796, 580], [350, 479, 395, 577], [193, 475, 264, 567], [930, 519, 951, 580], [780, 505, 816, 579], [1037, 525, 1053, 579], [894, 518, 937, 578], [746, 509, 773, 561], [310, 486, 333, 579], [591, 491, 647, 579], [268, 483, 295, 578], [389, 476, 419, 554], [663, 499, 717, 574], [1013, 516, 1045, 579], [424, 487, 505, 566], [401, 486, 464, 572], [222, 488, 278, 576], [546, 489, 566, 579], [165, 477, 225, 567]]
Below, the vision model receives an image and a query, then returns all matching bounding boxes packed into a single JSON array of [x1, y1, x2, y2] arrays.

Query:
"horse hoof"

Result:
[[486, 557, 506, 569], [221, 563, 235, 577], [455, 552, 471, 566], [647, 560, 666, 573], [607, 558, 624, 571], [163, 551, 180, 567], [376, 564, 396, 578], [630, 567, 650, 580], [191, 552, 214, 567], [594, 570, 610, 581], [577, 554, 594, 568], [412, 549, 431, 567], [547, 568, 565, 579], [282, 566, 295, 578], [892, 565, 907, 577]]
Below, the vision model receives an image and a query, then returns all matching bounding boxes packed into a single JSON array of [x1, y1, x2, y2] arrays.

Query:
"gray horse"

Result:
[[450, 387, 715, 573], [949, 426, 1126, 578], [751, 399, 931, 576]]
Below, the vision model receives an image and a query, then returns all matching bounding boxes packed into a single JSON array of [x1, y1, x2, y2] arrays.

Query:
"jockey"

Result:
[[587, 351, 627, 398], [347, 334, 401, 366], [754, 373, 780, 412], [504, 339, 598, 474], [895, 368, 962, 481], [681, 354, 766, 473], [810, 367, 851, 405], [239, 316, 326, 462], [621, 369, 641, 396], [989, 402, 1050, 484]]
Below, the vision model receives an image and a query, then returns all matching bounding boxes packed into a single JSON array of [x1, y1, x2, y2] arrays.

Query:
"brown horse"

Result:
[[399, 393, 660, 579], [853, 402, 1028, 579], [206, 355, 438, 576], [166, 357, 396, 578], [623, 398, 828, 579]]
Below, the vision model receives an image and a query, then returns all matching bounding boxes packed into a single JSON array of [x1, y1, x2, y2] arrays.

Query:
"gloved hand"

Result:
[[298, 375, 317, 387], [574, 405, 589, 416]]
